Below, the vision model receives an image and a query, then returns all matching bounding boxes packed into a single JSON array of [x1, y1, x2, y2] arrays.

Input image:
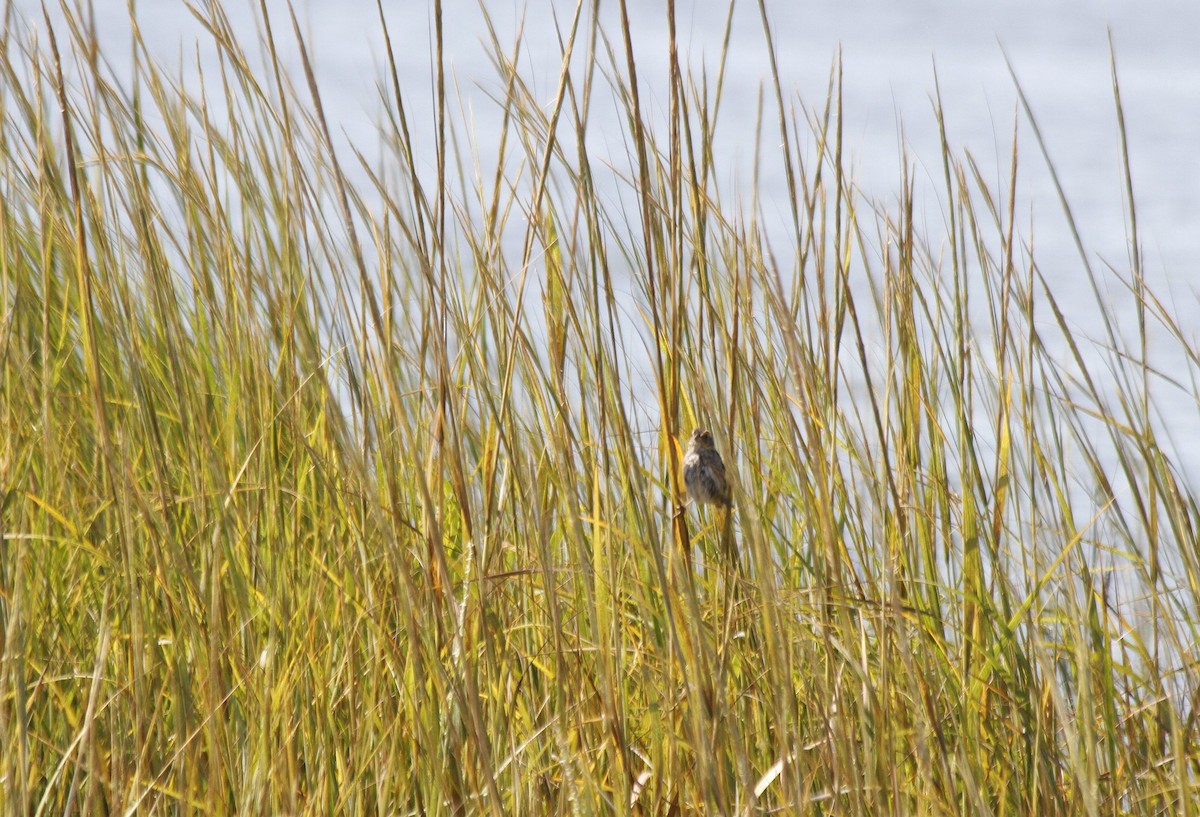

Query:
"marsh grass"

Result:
[[1, 1, 1198, 814]]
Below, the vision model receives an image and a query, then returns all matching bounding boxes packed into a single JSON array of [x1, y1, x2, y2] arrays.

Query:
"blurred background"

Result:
[[18, 0, 1200, 463], [23, 1, 1196, 276]]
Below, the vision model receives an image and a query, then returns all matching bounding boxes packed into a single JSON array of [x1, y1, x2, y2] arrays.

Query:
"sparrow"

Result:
[[683, 428, 731, 508]]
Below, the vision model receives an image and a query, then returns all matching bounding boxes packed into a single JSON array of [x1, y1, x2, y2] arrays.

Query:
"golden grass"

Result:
[[1, 1, 1197, 814]]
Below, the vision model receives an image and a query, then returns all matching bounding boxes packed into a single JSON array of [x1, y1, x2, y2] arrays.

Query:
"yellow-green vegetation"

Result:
[[2, 2, 1197, 814]]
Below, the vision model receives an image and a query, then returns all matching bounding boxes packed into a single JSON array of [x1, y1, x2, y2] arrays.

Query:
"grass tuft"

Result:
[[1, 2, 1197, 814]]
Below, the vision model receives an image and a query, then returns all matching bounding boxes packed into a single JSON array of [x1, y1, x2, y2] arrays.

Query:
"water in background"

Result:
[[21, 0, 1200, 470]]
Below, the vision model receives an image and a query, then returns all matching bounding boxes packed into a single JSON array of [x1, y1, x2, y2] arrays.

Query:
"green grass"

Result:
[[1, 1, 1198, 814]]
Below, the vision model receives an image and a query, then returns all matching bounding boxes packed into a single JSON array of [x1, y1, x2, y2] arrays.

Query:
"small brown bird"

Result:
[[683, 428, 731, 507]]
